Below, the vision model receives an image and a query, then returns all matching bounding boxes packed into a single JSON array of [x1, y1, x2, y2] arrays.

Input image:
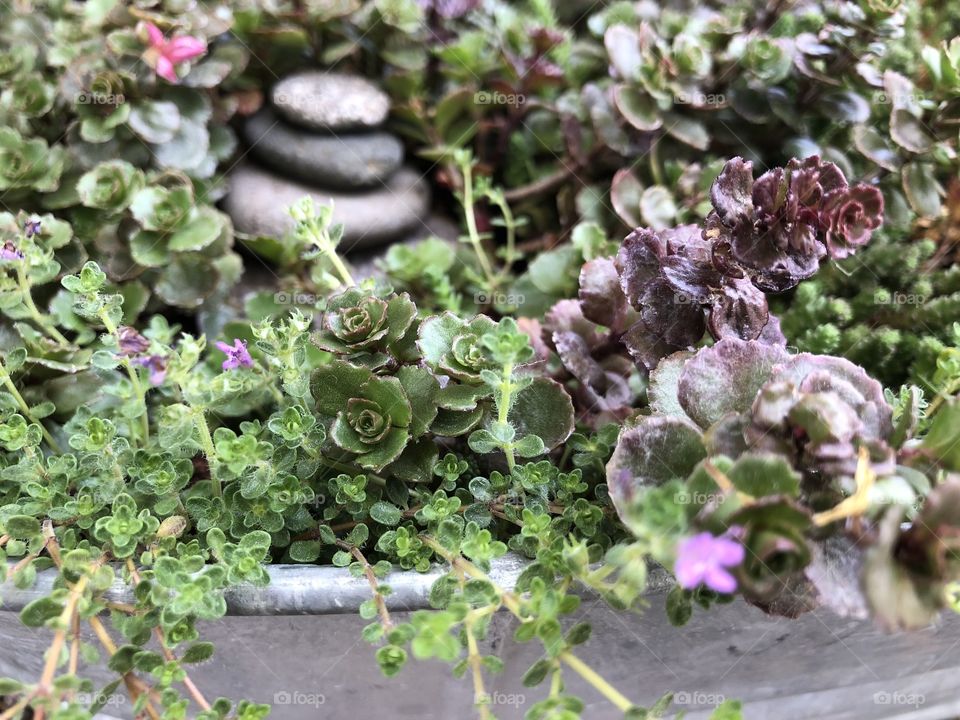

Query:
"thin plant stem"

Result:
[[926, 377, 960, 419], [5, 552, 39, 581], [648, 137, 664, 187], [68, 614, 80, 678], [125, 560, 213, 712], [503, 165, 578, 204], [15, 264, 70, 347], [497, 360, 516, 471], [315, 235, 355, 287], [41, 537, 135, 720], [489, 190, 518, 280], [0, 358, 63, 453], [98, 310, 149, 445], [38, 574, 90, 693], [549, 666, 563, 698], [192, 408, 220, 496], [0, 695, 32, 720], [88, 616, 162, 720], [340, 543, 394, 632], [558, 651, 633, 713], [42, 521, 61, 566], [458, 567, 492, 720], [458, 158, 497, 287], [420, 536, 637, 714], [296, 202, 355, 287]]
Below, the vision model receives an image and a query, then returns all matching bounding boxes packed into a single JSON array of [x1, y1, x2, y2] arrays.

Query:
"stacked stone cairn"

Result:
[[225, 71, 430, 251]]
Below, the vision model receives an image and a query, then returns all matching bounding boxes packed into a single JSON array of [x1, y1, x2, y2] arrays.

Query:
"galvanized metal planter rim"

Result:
[[0, 555, 675, 616]]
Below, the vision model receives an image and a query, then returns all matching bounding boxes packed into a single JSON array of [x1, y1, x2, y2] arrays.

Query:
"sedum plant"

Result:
[[232, 0, 960, 381], [777, 225, 960, 390], [545, 154, 882, 399], [3, 167, 956, 718], [606, 338, 960, 629], [0, 0, 958, 716], [2, 203, 677, 718], [0, 183, 759, 720], [0, 1, 247, 316]]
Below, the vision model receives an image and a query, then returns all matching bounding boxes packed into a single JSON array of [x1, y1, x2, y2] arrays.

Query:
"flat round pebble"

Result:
[[223, 163, 431, 251], [244, 107, 404, 190], [272, 71, 391, 131]]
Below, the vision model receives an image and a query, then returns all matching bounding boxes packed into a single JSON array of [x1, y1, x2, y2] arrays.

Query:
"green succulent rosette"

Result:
[[129, 184, 196, 232], [1, 71, 54, 118], [312, 360, 436, 471], [0, 127, 64, 194], [417, 312, 499, 383], [76, 160, 145, 213], [312, 288, 417, 368]]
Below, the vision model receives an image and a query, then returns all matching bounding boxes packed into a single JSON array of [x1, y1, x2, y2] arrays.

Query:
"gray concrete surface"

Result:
[[2, 559, 959, 719]]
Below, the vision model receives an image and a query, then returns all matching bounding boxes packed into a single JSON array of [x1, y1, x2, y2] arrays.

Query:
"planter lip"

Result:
[[1, 555, 676, 616]]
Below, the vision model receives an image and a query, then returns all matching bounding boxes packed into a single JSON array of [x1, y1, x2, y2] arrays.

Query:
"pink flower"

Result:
[[0, 240, 24, 261], [117, 326, 150, 357], [216, 339, 254, 371], [23, 219, 41, 238], [141, 22, 206, 84], [135, 355, 168, 386], [674, 531, 745, 594]]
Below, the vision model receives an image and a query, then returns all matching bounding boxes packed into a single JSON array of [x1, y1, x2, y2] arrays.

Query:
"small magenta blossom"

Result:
[[135, 355, 168, 386], [216, 339, 254, 370], [141, 22, 206, 84], [117, 326, 150, 356], [23, 219, 41, 238], [674, 531, 745, 594], [0, 241, 24, 261]]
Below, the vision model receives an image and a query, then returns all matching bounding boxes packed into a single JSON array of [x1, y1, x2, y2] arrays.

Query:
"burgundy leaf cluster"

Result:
[[539, 253, 643, 425], [609, 156, 883, 369], [542, 292, 636, 427], [708, 156, 884, 291]]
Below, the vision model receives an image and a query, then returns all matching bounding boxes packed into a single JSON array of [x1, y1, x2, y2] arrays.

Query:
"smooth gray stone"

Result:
[[272, 71, 390, 131], [223, 163, 430, 251], [244, 107, 404, 190]]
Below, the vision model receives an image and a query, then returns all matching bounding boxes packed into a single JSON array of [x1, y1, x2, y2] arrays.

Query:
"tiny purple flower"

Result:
[[215, 338, 254, 370], [117, 325, 150, 356], [23, 219, 41, 238], [674, 531, 745, 594], [135, 355, 168, 386], [1, 240, 24, 261]]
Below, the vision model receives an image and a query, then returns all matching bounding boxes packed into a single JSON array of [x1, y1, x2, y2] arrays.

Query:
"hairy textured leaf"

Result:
[[607, 416, 706, 515]]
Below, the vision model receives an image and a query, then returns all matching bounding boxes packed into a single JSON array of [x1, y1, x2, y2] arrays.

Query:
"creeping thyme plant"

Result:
[[1, 0, 960, 719]]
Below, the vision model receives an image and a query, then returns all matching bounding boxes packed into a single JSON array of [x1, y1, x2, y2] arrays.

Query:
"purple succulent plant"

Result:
[[707, 155, 883, 291], [597, 156, 883, 371]]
